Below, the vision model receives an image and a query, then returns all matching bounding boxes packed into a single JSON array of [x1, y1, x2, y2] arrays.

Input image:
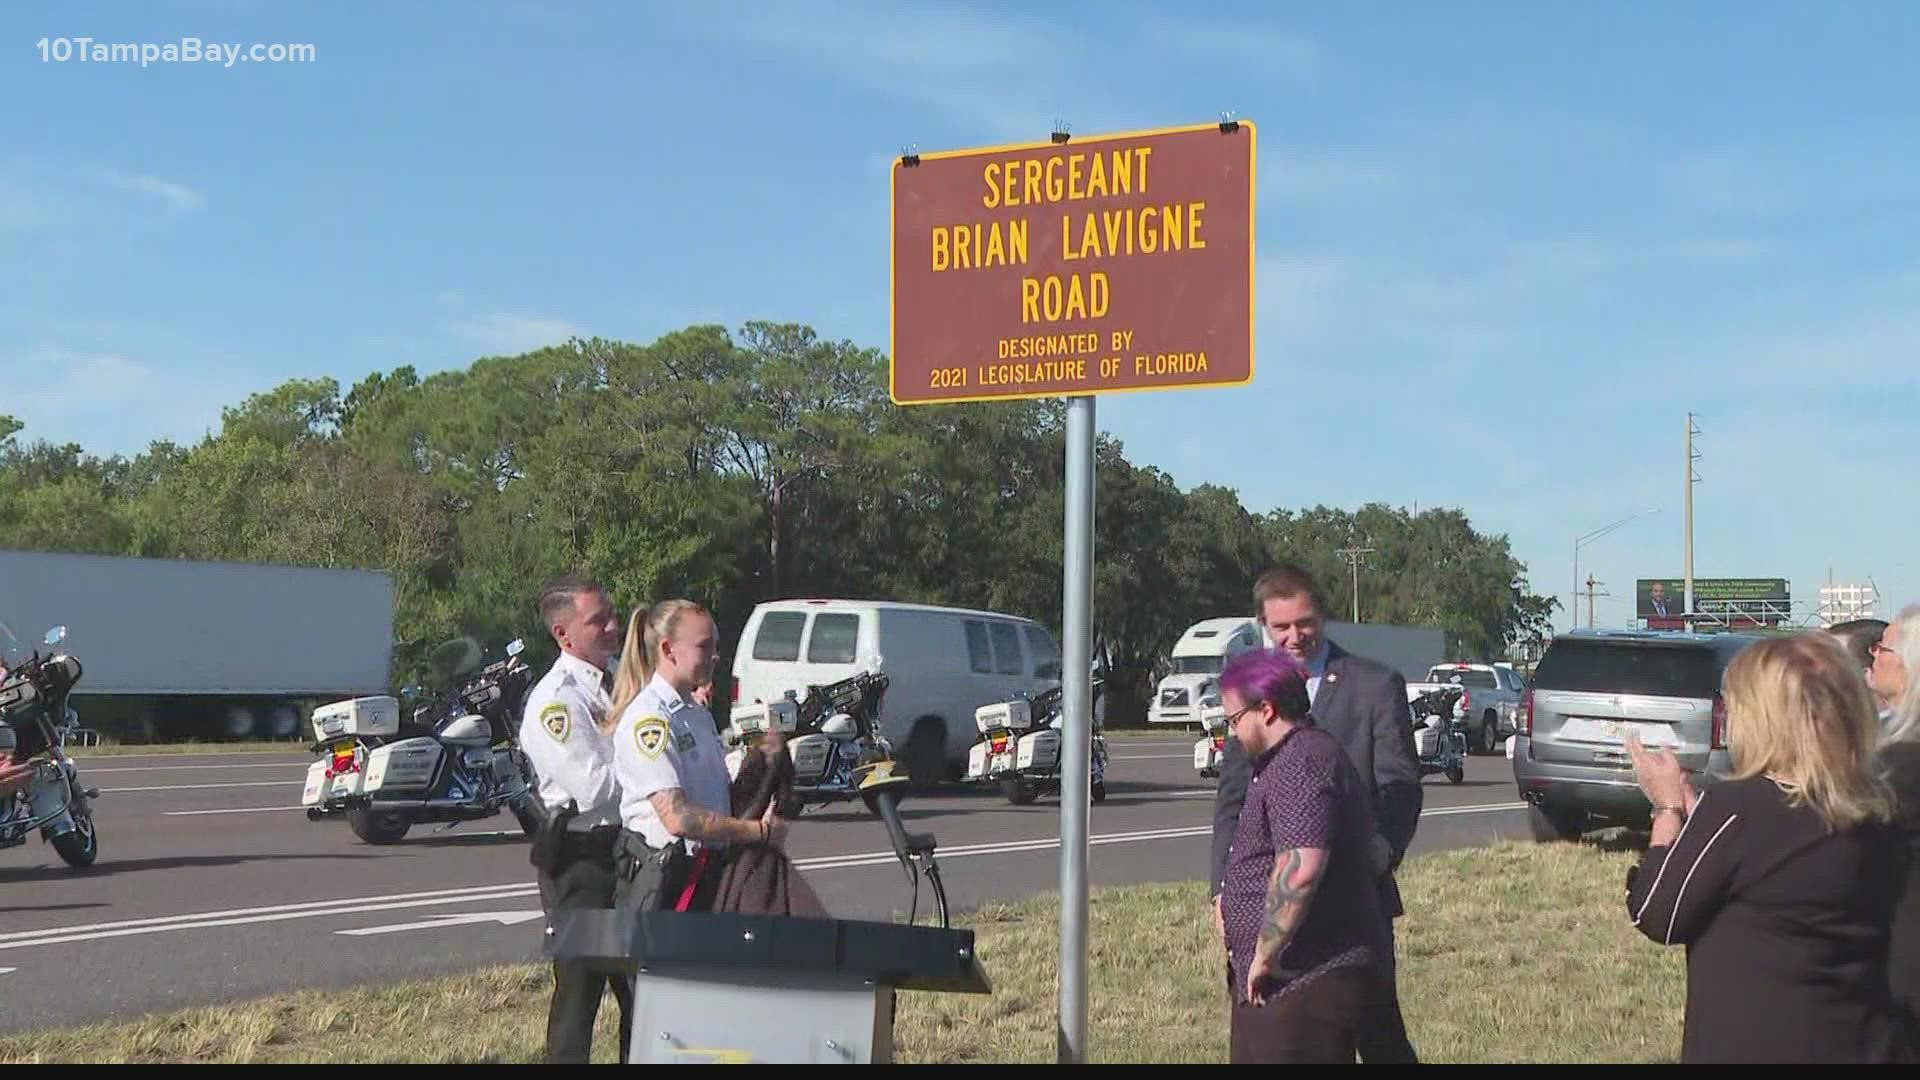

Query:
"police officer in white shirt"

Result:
[[608, 599, 789, 912], [518, 574, 630, 1065]]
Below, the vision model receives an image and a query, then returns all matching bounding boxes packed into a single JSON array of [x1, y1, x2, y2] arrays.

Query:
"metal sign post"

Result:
[[890, 118, 1255, 1064], [1057, 393, 1095, 1062]]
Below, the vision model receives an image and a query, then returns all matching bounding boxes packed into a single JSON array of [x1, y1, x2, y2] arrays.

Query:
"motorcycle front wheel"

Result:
[[50, 807, 98, 869]]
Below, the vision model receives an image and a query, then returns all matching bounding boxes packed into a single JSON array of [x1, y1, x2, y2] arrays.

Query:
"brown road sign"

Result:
[[890, 121, 1255, 406]]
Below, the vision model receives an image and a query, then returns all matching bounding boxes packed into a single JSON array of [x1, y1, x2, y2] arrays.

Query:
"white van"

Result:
[[729, 599, 1062, 784], [1147, 616, 1266, 725]]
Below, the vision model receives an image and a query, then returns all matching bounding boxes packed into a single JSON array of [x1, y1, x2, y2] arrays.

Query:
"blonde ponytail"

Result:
[[604, 599, 710, 731]]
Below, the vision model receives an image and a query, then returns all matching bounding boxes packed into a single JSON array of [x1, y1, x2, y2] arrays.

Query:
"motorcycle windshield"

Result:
[[426, 637, 486, 684], [0, 620, 21, 672]]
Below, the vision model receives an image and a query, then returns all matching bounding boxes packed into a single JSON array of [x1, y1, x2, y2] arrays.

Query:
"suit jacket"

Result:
[[1209, 640, 1423, 918]]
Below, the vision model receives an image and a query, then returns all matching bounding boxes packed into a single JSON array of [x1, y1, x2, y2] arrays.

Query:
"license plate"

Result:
[[1561, 718, 1679, 747]]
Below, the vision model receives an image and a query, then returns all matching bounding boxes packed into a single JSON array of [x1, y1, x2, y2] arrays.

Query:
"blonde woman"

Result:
[[1625, 632, 1912, 1063], [609, 600, 788, 913]]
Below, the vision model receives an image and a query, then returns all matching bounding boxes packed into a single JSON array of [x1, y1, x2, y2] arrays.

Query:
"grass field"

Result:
[[0, 841, 1684, 1064]]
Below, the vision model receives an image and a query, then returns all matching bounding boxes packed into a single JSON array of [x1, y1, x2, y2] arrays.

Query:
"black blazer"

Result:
[[1209, 640, 1423, 918]]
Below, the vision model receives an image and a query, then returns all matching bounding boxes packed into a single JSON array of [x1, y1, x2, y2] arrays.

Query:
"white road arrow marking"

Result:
[[335, 910, 545, 937]]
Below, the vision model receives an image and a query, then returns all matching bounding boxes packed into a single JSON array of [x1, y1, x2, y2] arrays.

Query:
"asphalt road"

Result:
[[0, 737, 1528, 1033]]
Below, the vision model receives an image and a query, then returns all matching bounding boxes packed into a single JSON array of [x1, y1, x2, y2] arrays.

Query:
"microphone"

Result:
[[855, 760, 920, 883]]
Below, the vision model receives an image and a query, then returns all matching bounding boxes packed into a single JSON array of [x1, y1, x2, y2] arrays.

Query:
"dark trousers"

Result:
[[538, 834, 633, 1064], [613, 831, 718, 915], [1231, 965, 1372, 1063], [1358, 921, 1418, 1064]]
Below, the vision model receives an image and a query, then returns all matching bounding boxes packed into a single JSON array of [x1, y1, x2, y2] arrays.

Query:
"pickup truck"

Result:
[[1405, 662, 1527, 754]]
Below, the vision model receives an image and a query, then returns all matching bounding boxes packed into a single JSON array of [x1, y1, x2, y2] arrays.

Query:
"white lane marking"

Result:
[[165, 805, 309, 817], [84, 764, 310, 774], [0, 881, 552, 943], [67, 752, 309, 763], [0, 887, 541, 945], [5, 801, 1531, 951], [101, 781, 300, 793], [0, 967, 15, 975], [336, 910, 545, 937], [1110, 754, 1192, 760]]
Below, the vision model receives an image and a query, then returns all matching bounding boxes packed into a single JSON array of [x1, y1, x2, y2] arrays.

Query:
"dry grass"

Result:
[[66, 740, 304, 758], [0, 842, 1684, 1064]]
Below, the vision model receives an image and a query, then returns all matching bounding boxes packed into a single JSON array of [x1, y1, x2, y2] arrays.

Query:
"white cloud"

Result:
[[1132, 15, 1326, 87], [1255, 253, 1348, 340], [0, 348, 239, 453], [1260, 149, 1391, 203], [96, 169, 207, 216], [668, 3, 1321, 143], [1661, 152, 1787, 216], [434, 291, 579, 354]]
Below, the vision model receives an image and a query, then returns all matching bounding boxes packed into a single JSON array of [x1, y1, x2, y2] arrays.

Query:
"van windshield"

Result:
[[1172, 656, 1223, 675]]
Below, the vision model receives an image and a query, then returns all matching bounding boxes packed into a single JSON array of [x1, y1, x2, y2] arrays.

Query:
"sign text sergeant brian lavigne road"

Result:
[[890, 123, 1254, 406]]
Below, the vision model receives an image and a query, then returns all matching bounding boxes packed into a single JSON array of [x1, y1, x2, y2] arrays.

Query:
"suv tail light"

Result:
[[1711, 694, 1726, 749], [1461, 689, 1472, 713], [1520, 689, 1534, 736]]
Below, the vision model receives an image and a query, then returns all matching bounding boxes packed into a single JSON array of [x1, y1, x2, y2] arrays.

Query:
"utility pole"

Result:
[[1585, 573, 1611, 629], [1686, 413, 1701, 630], [1337, 545, 1375, 623]]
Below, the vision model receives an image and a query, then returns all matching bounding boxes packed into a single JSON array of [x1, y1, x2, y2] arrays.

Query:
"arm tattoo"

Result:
[[1253, 847, 1324, 966], [652, 789, 758, 844]]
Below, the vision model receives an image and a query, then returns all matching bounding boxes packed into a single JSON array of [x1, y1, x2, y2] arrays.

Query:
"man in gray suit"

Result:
[[1210, 563, 1422, 1063]]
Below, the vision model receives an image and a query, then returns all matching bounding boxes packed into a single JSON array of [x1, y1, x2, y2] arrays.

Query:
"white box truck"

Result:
[[0, 549, 393, 741]]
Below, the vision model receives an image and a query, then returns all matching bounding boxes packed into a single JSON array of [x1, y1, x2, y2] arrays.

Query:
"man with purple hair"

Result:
[[1215, 647, 1391, 1062]]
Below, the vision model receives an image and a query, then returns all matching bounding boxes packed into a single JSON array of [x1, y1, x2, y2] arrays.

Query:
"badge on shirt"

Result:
[[540, 702, 570, 743], [635, 715, 669, 759]]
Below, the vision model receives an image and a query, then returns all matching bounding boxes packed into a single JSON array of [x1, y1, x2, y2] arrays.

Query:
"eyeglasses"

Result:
[[1224, 704, 1261, 727]]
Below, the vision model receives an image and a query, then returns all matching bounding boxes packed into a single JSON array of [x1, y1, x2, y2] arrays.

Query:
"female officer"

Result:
[[609, 599, 789, 911]]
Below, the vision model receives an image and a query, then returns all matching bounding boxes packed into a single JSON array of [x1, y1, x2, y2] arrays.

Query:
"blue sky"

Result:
[[4, 1, 1916, 632]]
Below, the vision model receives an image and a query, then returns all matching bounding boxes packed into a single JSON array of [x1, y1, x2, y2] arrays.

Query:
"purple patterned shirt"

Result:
[[1220, 723, 1388, 998]]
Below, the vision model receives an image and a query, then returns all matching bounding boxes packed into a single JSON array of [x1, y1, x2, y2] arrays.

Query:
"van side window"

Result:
[[965, 621, 994, 674], [752, 612, 807, 662], [989, 622, 1024, 675], [807, 613, 860, 664], [1025, 625, 1061, 680]]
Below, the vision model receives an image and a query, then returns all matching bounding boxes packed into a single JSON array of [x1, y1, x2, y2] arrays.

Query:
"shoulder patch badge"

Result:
[[540, 702, 570, 742], [635, 715, 670, 759]]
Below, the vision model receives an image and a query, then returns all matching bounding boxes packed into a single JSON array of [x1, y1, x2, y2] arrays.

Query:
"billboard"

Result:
[[1637, 578, 1791, 625], [890, 122, 1255, 405]]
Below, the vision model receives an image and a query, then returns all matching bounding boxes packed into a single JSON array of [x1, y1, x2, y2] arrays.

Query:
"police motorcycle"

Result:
[[965, 680, 1109, 805], [1193, 691, 1229, 780], [724, 670, 893, 815], [0, 623, 100, 868], [302, 636, 541, 844], [1411, 679, 1469, 785]]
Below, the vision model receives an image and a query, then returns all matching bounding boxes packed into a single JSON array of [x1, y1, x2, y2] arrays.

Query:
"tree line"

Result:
[[0, 322, 1558, 722]]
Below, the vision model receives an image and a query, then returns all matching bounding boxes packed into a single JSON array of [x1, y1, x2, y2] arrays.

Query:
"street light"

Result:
[[1573, 508, 1660, 630]]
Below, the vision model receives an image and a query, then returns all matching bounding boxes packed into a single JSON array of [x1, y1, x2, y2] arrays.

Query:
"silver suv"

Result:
[[1512, 629, 1762, 841]]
